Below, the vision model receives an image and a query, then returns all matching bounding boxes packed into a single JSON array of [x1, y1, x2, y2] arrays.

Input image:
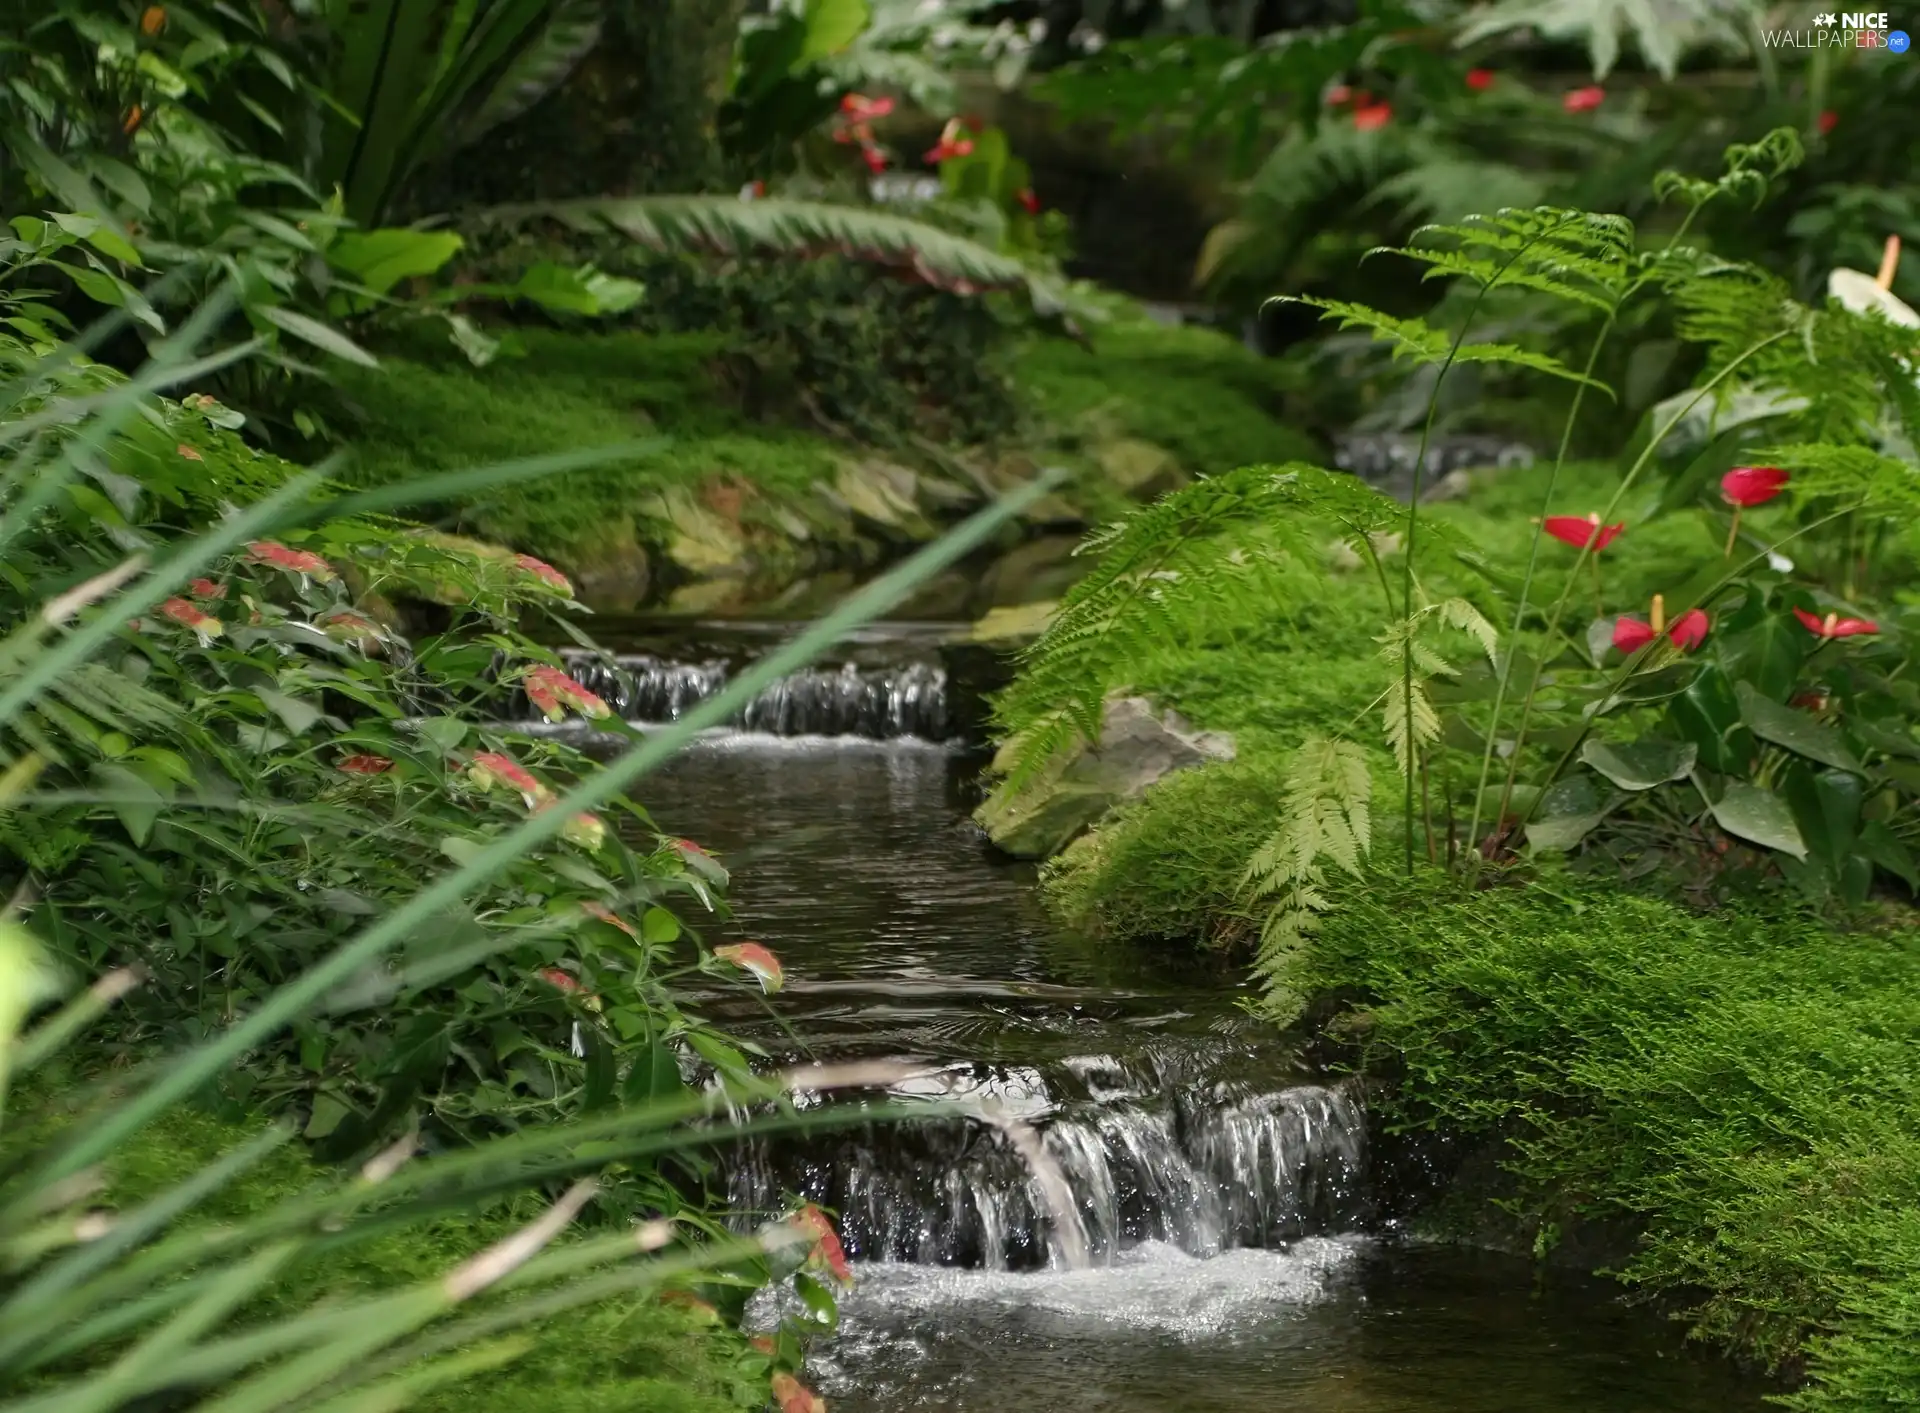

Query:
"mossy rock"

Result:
[[643, 484, 752, 577], [1092, 436, 1186, 500], [970, 599, 1058, 645]]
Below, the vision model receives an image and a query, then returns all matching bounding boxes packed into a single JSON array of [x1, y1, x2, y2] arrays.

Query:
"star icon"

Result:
[[1814, 11, 1837, 23]]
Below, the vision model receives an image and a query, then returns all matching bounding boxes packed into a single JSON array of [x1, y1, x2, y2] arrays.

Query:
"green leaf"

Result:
[[622, 1041, 688, 1103], [800, 0, 870, 62], [687, 1031, 751, 1082], [1580, 738, 1696, 791], [792, 1272, 840, 1330], [1709, 782, 1807, 859], [1782, 765, 1863, 873], [1525, 773, 1619, 852], [1735, 681, 1863, 775], [641, 907, 680, 944], [303, 1093, 352, 1139], [1716, 616, 1806, 704], [254, 305, 380, 367], [327, 228, 465, 295], [413, 716, 468, 753], [1860, 821, 1918, 891], [254, 688, 323, 736], [1668, 665, 1751, 773]]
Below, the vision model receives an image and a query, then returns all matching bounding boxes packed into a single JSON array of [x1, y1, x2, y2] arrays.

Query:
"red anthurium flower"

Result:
[[1794, 607, 1879, 639], [513, 553, 571, 595], [1721, 466, 1788, 507], [1614, 602, 1709, 654], [1325, 83, 1353, 104], [187, 578, 226, 600], [1563, 85, 1605, 113], [1817, 109, 1838, 134], [1544, 513, 1624, 551], [337, 753, 394, 775], [562, 812, 607, 852], [840, 92, 894, 123], [1465, 67, 1494, 90], [580, 900, 638, 938], [177, 443, 203, 462], [791, 1204, 853, 1284], [1666, 608, 1710, 650], [159, 596, 223, 644], [715, 942, 784, 994], [925, 118, 975, 164], [1790, 688, 1832, 711], [861, 143, 889, 174], [523, 665, 611, 724], [1017, 187, 1041, 215], [245, 540, 335, 583], [467, 751, 553, 809], [1352, 102, 1392, 132], [771, 1373, 827, 1413]]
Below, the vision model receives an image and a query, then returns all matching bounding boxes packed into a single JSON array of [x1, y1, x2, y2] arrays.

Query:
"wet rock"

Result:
[[644, 484, 752, 577], [976, 534, 1086, 610], [969, 599, 1058, 645], [569, 540, 651, 612], [1092, 437, 1186, 501], [834, 458, 936, 540], [975, 695, 1236, 859]]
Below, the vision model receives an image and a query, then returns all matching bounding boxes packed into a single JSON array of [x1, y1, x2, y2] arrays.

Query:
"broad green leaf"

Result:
[[1709, 782, 1807, 859], [413, 716, 468, 753], [1735, 681, 1863, 774], [1716, 615, 1806, 704], [622, 1041, 688, 1103], [254, 687, 323, 736], [1580, 737, 1696, 791], [641, 907, 680, 944], [303, 1094, 352, 1139], [688, 1031, 751, 1082], [800, 0, 870, 61], [1668, 665, 1750, 773], [1860, 821, 1918, 890], [1525, 774, 1618, 851], [328, 228, 465, 295]]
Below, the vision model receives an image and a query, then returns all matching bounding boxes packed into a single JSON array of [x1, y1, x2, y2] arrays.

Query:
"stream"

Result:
[[539, 618, 1772, 1412]]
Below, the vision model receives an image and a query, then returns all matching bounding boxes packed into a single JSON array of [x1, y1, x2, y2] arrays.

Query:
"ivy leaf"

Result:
[[1710, 782, 1807, 859]]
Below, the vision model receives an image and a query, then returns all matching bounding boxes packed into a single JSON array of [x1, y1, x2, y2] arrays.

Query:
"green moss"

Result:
[[1306, 878, 1920, 1410]]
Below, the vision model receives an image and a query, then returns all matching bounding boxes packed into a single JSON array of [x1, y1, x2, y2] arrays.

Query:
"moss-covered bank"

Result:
[[335, 307, 1317, 613]]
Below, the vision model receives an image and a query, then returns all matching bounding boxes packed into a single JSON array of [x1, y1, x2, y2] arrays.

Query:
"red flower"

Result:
[[1818, 109, 1838, 135], [840, 92, 894, 123], [176, 443, 203, 462], [715, 942, 784, 994], [319, 611, 383, 649], [538, 966, 582, 993], [1017, 187, 1041, 215], [750, 1334, 777, 1356], [580, 901, 638, 938], [861, 143, 888, 174], [1325, 84, 1353, 105], [245, 540, 335, 583], [925, 118, 975, 164], [1352, 102, 1393, 132], [740, 180, 766, 201], [188, 578, 226, 600], [523, 665, 611, 724], [1613, 606, 1709, 654], [1544, 513, 1624, 551], [1465, 67, 1494, 90], [337, 753, 394, 775], [1563, 85, 1605, 113], [513, 554, 571, 595], [771, 1373, 826, 1413], [791, 1204, 853, 1284], [467, 751, 553, 808], [1794, 607, 1878, 639], [140, 6, 166, 35], [562, 812, 607, 852], [158, 596, 223, 642], [1720, 466, 1788, 508]]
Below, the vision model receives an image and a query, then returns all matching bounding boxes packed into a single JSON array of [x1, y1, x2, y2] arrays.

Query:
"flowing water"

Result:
[[538, 618, 1772, 1412]]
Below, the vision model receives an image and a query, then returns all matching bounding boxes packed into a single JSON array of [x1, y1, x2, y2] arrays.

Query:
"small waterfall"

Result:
[[728, 1061, 1367, 1271], [540, 652, 950, 740]]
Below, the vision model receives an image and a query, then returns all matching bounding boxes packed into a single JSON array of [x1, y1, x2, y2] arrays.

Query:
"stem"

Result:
[[1420, 750, 1437, 865], [1723, 504, 1742, 558]]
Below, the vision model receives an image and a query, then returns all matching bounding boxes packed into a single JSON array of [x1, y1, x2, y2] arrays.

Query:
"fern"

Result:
[[1753, 444, 1920, 515], [474, 196, 1076, 313], [1378, 206, 1637, 316], [1373, 598, 1499, 774], [1270, 296, 1616, 396], [1240, 736, 1372, 1020], [1453, 0, 1759, 80]]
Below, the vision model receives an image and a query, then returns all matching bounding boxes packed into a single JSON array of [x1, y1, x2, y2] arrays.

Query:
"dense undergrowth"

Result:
[[1306, 877, 1920, 1410]]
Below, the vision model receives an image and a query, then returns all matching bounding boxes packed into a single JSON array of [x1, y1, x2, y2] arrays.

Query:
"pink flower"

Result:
[[188, 578, 226, 600], [1325, 84, 1353, 105], [715, 942, 784, 994], [1465, 67, 1494, 91], [1352, 102, 1393, 132], [1794, 607, 1878, 639], [158, 596, 223, 643], [245, 541, 336, 583], [563, 812, 607, 852], [925, 118, 975, 164], [523, 665, 611, 724], [1544, 513, 1624, 551], [840, 92, 894, 123], [538, 966, 582, 992], [467, 751, 553, 808], [1720, 466, 1789, 508], [337, 753, 394, 775], [1563, 85, 1605, 113], [1016, 187, 1041, 215], [580, 901, 637, 938], [790, 1204, 852, 1284], [860, 143, 889, 174], [513, 554, 571, 595]]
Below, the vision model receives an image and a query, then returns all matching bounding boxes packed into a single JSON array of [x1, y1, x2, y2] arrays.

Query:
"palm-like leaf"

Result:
[[1453, 0, 1759, 80], [474, 196, 1078, 312]]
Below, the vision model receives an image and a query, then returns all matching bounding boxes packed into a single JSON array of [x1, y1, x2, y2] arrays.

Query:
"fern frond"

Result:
[[474, 197, 1074, 312], [1453, 0, 1757, 81], [1383, 206, 1635, 315], [1753, 444, 1920, 514], [1437, 596, 1501, 667], [1271, 296, 1615, 395]]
